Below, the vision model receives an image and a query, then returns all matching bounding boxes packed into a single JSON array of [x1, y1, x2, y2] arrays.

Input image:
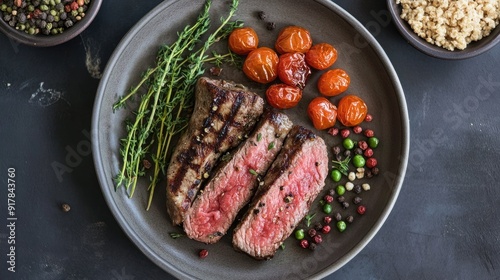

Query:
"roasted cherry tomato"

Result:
[[265, 83, 302, 109], [337, 95, 368, 127], [274, 26, 313, 54], [277, 52, 311, 89], [243, 47, 279, 84], [305, 43, 338, 70], [317, 69, 350, 97], [228, 27, 259, 55], [307, 97, 337, 130]]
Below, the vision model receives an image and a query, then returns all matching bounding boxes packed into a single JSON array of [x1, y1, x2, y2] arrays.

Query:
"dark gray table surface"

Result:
[[1, 0, 499, 279]]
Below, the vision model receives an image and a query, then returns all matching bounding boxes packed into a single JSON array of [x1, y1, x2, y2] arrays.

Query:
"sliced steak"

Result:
[[166, 77, 264, 225], [183, 110, 293, 243], [232, 125, 328, 259]]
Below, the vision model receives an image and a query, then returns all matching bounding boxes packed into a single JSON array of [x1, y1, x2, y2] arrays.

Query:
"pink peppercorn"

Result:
[[198, 249, 209, 258], [352, 126, 362, 134], [365, 114, 373, 122], [358, 140, 368, 150], [366, 157, 377, 168], [357, 205, 366, 215], [70, 1, 79, 10], [340, 129, 350, 138], [322, 225, 331, 234], [364, 148, 374, 158], [313, 234, 323, 244], [323, 216, 332, 224], [300, 239, 309, 249], [324, 194, 334, 203], [328, 127, 339, 136], [364, 129, 374, 137]]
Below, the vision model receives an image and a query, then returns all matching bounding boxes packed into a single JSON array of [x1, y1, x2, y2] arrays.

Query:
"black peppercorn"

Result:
[[314, 223, 323, 231], [332, 145, 341, 155], [342, 201, 349, 209], [266, 21, 276, 30], [257, 11, 267, 20], [353, 196, 362, 205], [334, 212, 342, 221], [353, 184, 362, 194], [346, 215, 354, 223]]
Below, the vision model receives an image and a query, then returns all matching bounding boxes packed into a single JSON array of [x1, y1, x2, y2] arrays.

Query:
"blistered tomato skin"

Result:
[[274, 26, 313, 54], [278, 52, 311, 89], [307, 97, 338, 130], [337, 95, 368, 127], [305, 43, 338, 70], [317, 69, 350, 97], [265, 83, 302, 109], [243, 47, 279, 84], [228, 27, 259, 55]]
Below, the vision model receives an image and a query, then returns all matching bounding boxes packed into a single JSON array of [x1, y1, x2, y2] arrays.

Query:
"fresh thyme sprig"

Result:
[[332, 156, 351, 176], [113, 0, 242, 210]]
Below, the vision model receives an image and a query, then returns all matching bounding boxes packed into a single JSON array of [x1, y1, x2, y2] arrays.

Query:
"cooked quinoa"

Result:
[[396, 0, 500, 51]]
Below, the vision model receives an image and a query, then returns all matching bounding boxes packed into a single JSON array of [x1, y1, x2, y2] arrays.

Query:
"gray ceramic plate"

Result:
[[92, 0, 409, 279], [388, 0, 500, 60]]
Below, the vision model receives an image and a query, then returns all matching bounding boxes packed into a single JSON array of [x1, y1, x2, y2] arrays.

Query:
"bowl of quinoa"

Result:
[[388, 0, 500, 59], [0, 0, 102, 47]]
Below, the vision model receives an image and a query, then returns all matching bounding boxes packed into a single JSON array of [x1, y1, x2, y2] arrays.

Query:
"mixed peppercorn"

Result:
[[0, 0, 90, 35], [294, 115, 380, 250]]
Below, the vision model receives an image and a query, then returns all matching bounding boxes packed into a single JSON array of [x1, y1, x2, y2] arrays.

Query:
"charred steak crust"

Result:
[[232, 125, 329, 259], [166, 77, 264, 225], [183, 110, 293, 243]]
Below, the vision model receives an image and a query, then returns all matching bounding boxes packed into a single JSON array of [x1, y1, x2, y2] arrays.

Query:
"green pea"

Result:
[[352, 154, 365, 168], [342, 138, 355, 150], [294, 229, 305, 240], [337, 221, 347, 232], [323, 203, 333, 214], [368, 137, 379, 148], [336, 185, 346, 196], [331, 169, 342, 182]]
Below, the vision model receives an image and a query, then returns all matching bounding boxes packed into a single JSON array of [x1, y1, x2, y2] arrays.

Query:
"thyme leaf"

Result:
[[332, 156, 351, 176]]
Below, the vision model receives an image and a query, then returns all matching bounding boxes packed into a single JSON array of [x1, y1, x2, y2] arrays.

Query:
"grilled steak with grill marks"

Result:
[[183, 110, 293, 243], [232, 125, 328, 259], [166, 77, 264, 225]]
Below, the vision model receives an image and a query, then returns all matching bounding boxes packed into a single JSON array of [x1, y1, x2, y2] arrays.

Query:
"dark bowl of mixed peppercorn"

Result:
[[0, 0, 102, 47]]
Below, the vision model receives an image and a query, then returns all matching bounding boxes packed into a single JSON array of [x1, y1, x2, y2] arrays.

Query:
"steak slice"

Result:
[[232, 125, 328, 259], [166, 77, 264, 225], [183, 110, 293, 243]]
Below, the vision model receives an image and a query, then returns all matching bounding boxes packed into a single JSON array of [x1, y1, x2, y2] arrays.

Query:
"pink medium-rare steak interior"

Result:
[[166, 77, 264, 225], [183, 110, 293, 243], [233, 125, 328, 259]]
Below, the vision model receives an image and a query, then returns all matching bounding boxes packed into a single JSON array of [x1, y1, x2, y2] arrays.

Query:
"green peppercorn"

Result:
[[368, 137, 379, 148], [336, 185, 346, 196], [331, 169, 342, 182], [337, 221, 347, 232], [323, 203, 332, 214], [294, 229, 305, 240], [352, 154, 365, 168], [342, 138, 355, 150]]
